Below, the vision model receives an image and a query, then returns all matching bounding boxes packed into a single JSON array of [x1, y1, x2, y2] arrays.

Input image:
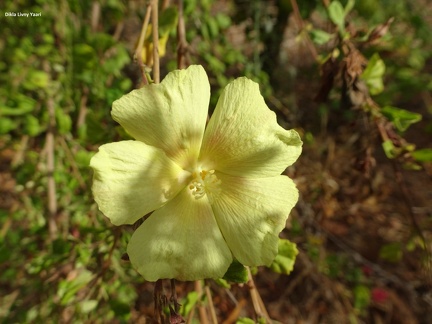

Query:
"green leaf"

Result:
[[379, 242, 403, 262], [75, 150, 94, 169], [55, 108, 72, 135], [22, 70, 50, 90], [180, 291, 199, 317], [344, 0, 356, 14], [215, 13, 231, 29], [309, 29, 333, 45], [214, 278, 231, 288], [382, 140, 397, 159], [381, 106, 422, 132], [159, 7, 179, 36], [361, 53, 385, 95], [0, 117, 17, 134], [269, 239, 298, 275], [222, 260, 248, 283], [328, 1, 345, 33], [79, 300, 98, 314], [236, 318, 256, 324], [0, 95, 36, 116], [353, 284, 371, 311], [24, 115, 42, 136], [57, 269, 94, 305], [412, 149, 432, 162]]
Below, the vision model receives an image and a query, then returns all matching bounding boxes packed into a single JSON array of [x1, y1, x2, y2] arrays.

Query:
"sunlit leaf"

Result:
[[309, 29, 333, 45], [361, 53, 385, 95], [328, 1, 345, 33], [381, 106, 422, 132], [180, 291, 199, 317], [412, 148, 432, 162], [269, 239, 298, 275]]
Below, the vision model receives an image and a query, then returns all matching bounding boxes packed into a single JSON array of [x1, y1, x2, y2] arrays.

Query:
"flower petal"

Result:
[[199, 77, 302, 177], [90, 141, 190, 225], [112, 65, 210, 170], [211, 173, 298, 266], [127, 188, 232, 281]]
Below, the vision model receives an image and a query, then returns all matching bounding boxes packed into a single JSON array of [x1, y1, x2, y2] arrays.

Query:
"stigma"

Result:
[[188, 169, 221, 203]]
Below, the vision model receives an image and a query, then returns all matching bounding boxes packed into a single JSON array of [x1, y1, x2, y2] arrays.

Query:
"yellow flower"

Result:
[[90, 65, 302, 281]]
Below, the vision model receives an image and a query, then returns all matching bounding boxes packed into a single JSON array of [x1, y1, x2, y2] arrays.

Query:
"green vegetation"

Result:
[[1, 0, 431, 322]]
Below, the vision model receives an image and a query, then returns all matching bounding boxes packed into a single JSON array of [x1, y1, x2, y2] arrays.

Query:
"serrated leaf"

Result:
[[222, 260, 248, 283], [269, 239, 298, 275], [361, 53, 385, 95], [381, 106, 422, 132]]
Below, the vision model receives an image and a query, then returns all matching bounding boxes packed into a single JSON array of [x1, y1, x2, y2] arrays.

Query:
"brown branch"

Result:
[[11, 135, 29, 167], [134, 4, 152, 86], [195, 280, 209, 324], [290, 0, 318, 61], [151, 0, 160, 83], [76, 86, 88, 131], [204, 284, 218, 324], [43, 61, 58, 240], [246, 267, 272, 323], [177, 0, 188, 69], [91, 1, 101, 32]]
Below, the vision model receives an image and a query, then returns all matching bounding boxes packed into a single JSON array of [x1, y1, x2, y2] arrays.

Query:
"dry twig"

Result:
[[151, 0, 160, 83], [134, 4, 152, 86]]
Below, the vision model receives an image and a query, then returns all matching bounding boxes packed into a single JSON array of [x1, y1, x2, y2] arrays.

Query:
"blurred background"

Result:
[[1, 0, 431, 323]]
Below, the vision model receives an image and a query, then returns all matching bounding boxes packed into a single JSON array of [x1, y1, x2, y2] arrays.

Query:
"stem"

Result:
[[290, 0, 318, 61], [151, 0, 160, 83], [134, 4, 152, 86], [247, 267, 272, 323], [204, 284, 218, 324], [177, 0, 187, 69], [44, 61, 58, 240], [195, 280, 209, 324]]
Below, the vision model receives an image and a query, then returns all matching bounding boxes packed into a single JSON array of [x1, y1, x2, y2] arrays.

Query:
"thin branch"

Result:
[[177, 0, 188, 69], [134, 4, 152, 86], [58, 136, 86, 190], [195, 280, 209, 324], [11, 135, 29, 167], [204, 284, 218, 324], [43, 61, 58, 240], [91, 1, 101, 32], [290, 0, 318, 61], [76, 86, 88, 131], [246, 267, 272, 323], [151, 0, 160, 83]]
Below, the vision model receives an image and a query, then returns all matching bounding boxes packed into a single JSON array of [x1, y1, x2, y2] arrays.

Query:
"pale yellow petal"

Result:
[[90, 141, 190, 225], [127, 188, 232, 281], [211, 173, 298, 266], [111, 65, 210, 170], [199, 77, 302, 177]]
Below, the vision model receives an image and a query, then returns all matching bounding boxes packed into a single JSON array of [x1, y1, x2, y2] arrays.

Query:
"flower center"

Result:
[[188, 169, 221, 203]]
